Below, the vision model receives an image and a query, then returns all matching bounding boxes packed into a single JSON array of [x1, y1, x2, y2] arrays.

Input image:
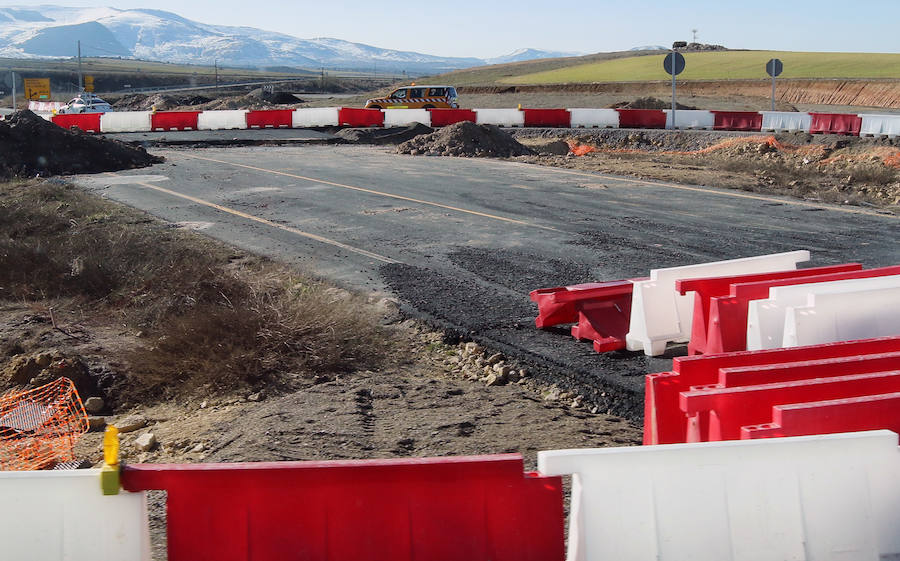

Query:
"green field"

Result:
[[497, 51, 900, 84]]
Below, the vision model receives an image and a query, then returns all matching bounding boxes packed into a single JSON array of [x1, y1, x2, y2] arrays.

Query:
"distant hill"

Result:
[[0, 5, 570, 73]]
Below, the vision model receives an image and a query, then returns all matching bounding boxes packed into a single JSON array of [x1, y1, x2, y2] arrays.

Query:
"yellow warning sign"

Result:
[[84, 75, 94, 92], [23, 78, 51, 100]]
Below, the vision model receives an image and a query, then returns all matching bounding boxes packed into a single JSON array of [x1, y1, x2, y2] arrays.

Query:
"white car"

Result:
[[58, 93, 113, 114]]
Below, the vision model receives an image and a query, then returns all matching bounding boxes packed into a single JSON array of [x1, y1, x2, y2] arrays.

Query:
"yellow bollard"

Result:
[[100, 425, 120, 495]]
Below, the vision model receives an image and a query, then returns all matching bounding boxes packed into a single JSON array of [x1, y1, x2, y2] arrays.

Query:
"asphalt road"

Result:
[[72, 145, 900, 419]]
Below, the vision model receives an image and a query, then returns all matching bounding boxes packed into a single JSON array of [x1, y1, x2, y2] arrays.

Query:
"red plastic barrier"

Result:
[[706, 264, 900, 355], [522, 109, 571, 128], [564, 282, 636, 352], [719, 351, 900, 388], [809, 112, 862, 135], [338, 107, 385, 127], [428, 109, 477, 127], [742, 391, 900, 439], [643, 336, 900, 444], [530, 280, 631, 328], [676, 263, 862, 356], [51, 113, 102, 133], [246, 109, 293, 129], [712, 111, 763, 131], [122, 454, 564, 561], [680, 370, 900, 441], [151, 111, 201, 131], [615, 109, 666, 129]]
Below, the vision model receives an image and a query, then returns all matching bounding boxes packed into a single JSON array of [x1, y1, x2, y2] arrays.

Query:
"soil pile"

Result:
[[0, 111, 162, 178], [112, 93, 214, 111], [609, 96, 697, 110], [336, 123, 433, 145], [397, 121, 534, 157]]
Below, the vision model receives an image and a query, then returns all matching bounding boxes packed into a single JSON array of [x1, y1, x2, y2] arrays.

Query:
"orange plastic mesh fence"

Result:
[[0, 377, 89, 471]]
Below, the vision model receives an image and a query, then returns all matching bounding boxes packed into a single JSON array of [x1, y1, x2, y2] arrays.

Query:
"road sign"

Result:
[[23, 78, 50, 100], [663, 52, 686, 76], [766, 59, 783, 77], [84, 75, 94, 92]]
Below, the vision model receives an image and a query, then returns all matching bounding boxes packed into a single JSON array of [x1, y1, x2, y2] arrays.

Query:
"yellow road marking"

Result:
[[508, 162, 898, 219], [117, 176, 400, 264], [182, 153, 559, 232]]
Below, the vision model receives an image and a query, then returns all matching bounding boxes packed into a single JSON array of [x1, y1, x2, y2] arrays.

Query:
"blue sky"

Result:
[[4, 0, 899, 58]]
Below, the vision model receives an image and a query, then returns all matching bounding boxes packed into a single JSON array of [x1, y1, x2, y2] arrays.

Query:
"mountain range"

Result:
[[0, 6, 581, 73]]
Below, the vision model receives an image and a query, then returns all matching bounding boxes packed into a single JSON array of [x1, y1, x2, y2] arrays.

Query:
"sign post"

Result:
[[766, 58, 783, 111], [24, 78, 51, 101], [663, 50, 686, 130]]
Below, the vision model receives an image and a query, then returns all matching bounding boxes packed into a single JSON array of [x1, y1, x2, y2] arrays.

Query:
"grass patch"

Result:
[[0, 179, 393, 403], [499, 51, 900, 84]]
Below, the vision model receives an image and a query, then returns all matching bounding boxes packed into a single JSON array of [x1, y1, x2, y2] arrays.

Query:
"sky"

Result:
[[2, 0, 898, 59]]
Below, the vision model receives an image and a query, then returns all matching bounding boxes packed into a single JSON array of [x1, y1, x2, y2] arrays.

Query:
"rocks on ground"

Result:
[[0, 110, 162, 178], [397, 121, 534, 158], [336, 123, 433, 145]]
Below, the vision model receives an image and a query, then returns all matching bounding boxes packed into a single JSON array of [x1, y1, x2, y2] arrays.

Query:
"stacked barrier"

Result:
[[539, 431, 900, 561], [643, 336, 900, 445], [121, 454, 564, 561]]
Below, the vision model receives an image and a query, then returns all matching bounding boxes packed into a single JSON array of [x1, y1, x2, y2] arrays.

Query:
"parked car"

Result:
[[365, 85, 459, 110], [57, 93, 113, 114]]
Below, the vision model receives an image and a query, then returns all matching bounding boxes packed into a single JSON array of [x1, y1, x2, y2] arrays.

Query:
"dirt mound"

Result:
[[0, 111, 162, 178], [336, 123, 433, 145], [609, 96, 697, 110], [397, 121, 534, 157], [259, 91, 303, 104]]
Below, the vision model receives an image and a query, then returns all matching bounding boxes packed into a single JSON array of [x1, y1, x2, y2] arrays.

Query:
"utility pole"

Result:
[[214, 59, 218, 90], [10, 69, 16, 110], [77, 40, 83, 90]]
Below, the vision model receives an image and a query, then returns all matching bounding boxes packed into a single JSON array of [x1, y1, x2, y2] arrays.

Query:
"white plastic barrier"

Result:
[[383, 108, 431, 127], [28, 101, 66, 112], [664, 109, 715, 130], [0, 469, 150, 560], [747, 275, 900, 350], [292, 107, 340, 127], [859, 114, 900, 138], [783, 286, 900, 348], [569, 108, 620, 128], [625, 250, 810, 356], [538, 431, 900, 561], [474, 108, 525, 127], [198, 110, 248, 130], [761, 111, 813, 132], [100, 111, 152, 133]]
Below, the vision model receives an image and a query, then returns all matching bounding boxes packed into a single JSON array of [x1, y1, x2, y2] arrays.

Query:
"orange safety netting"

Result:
[[0, 377, 89, 471]]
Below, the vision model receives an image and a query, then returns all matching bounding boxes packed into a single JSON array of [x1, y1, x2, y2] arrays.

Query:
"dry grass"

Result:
[[0, 179, 393, 403]]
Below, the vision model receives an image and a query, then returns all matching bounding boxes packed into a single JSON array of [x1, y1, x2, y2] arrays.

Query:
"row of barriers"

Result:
[[8, 430, 900, 561], [530, 251, 900, 357], [44, 107, 900, 137]]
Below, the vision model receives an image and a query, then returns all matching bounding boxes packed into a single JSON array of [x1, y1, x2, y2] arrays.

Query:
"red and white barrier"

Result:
[[1, 469, 150, 560], [151, 111, 200, 131], [522, 109, 571, 128], [428, 108, 477, 127], [383, 108, 431, 127], [625, 251, 810, 356], [246, 109, 293, 128], [761, 111, 812, 132], [810, 112, 863, 135], [338, 107, 384, 127], [51, 113, 101, 132], [712, 111, 763, 131], [569, 108, 619, 128], [28, 100, 66, 112], [475, 108, 525, 127], [100, 111, 153, 133], [859, 114, 900, 138], [539, 431, 900, 561], [197, 109, 248, 131], [664, 109, 715, 130], [784, 286, 900, 347]]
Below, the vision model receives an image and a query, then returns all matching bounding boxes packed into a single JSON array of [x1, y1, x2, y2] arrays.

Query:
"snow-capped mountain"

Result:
[[485, 48, 582, 65], [0, 6, 573, 72]]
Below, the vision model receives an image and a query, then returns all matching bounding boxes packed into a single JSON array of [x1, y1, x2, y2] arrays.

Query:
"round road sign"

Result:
[[766, 58, 783, 77], [664, 52, 686, 76]]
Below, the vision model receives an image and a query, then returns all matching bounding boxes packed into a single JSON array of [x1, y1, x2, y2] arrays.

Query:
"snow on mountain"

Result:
[[0, 5, 568, 72], [485, 48, 582, 65]]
